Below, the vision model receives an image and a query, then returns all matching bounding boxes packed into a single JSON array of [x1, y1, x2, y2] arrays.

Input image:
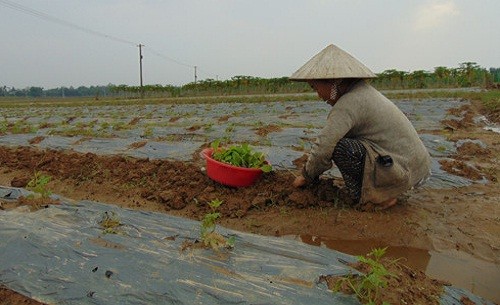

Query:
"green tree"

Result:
[[434, 66, 451, 87], [408, 70, 430, 88], [28, 86, 44, 97]]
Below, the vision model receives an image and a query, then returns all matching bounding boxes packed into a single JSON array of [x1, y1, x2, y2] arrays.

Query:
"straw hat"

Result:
[[290, 44, 376, 81]]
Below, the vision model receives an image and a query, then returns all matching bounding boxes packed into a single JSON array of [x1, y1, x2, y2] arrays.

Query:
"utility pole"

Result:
[[194, 66, 197, 84], [138, 43, 144, 98]]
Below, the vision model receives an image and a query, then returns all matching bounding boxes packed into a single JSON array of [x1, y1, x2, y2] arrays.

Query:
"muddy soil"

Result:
[[0, 286, 48, 305], [319, 255, 450, 305], [0, 100, 499, 304]]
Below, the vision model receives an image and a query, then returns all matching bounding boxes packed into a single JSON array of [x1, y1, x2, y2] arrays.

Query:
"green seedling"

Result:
[[11, 120, 37, 134], [203, 122, 214, 132], [211, 140, 272, 173], [253, 120, 264, 128], [26, 171, 52, 198], [333, 247, 396, 305], [200, 199, 235, 249], [99, 121, 110, 130], [142, 126, 153, 138], [0, 120, 7, 133], [112, 121, 128, 131], [99, 211, 122, 234], [436, 145, 447, 152], [50, 126, 96, 137], [225, 123, 235, 133], [201, 199, 222, 239]]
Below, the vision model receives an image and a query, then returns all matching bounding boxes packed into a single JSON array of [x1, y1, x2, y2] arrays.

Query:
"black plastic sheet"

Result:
[[0, 98, 495, 188], [0, 187, 494, 305]]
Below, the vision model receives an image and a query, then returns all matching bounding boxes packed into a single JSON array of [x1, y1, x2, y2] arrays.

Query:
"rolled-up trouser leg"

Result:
[[332, 138, 366, 204]]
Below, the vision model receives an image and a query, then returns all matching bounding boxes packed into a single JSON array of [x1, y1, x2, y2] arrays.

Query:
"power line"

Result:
[[0, 0, 136, 46], [196, 67, 218, 80], [146, 47, 218, 81], [146, 47, 193, 68], [0, 0, 219, 82]]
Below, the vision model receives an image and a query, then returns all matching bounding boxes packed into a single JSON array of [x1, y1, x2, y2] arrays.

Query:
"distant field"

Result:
[[1, 89, 498, 124]]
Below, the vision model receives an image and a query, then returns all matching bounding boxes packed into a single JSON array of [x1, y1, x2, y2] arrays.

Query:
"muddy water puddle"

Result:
[[288, 235, 500, 303]]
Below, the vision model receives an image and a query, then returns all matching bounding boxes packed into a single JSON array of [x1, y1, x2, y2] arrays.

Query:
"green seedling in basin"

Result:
[[211, 140, 272, 173]]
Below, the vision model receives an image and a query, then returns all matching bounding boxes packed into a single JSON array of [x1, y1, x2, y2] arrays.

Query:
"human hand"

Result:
[[293, 175, 307, 188]]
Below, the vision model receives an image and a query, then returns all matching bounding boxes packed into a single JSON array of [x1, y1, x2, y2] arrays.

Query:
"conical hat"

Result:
[[290, 44, 376, 81]]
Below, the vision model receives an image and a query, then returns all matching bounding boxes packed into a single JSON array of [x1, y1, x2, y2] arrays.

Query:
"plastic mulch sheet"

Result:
[[1, 98, 498, 190], [1, 98, 496, 190], [0, 187, 494, 305]]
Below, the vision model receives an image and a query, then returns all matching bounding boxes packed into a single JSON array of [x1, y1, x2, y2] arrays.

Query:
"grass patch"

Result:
[[384, 89, 500, 116], [0, 93, 319, 109], [478, 90, 500, 113]]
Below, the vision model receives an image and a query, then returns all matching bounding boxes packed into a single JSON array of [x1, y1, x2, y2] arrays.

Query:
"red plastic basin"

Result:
[[201, 148, 264, 187]]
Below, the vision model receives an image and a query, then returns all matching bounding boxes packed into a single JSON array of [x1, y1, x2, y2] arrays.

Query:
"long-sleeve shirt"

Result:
[[303, 80, 431, 204]]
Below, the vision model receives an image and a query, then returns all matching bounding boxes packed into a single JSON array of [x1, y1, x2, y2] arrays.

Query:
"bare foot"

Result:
[[293, 175, 307, 188], [360, 198, 398, 211], [377, 198, 398, 210]]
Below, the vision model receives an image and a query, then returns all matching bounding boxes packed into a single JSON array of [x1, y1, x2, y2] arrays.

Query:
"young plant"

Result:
[[210, 140, 272, 172], [203, 122, 214, 132], [142, 126, 153, 138], [225, 123, 235, 133], [99, 211, 122, 234], [26, 171, 52, 198], [0, 120, 7, 134], [11, 120, 37, 134], [200, 199, 234, 250], [333, 247, 396, 305]]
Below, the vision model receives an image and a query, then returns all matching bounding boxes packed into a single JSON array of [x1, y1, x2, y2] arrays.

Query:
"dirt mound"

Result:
[[442, 104, 477, 130], [0, 146, 352, 218], [438, 159, 486, 181], [457, 142, 493, 159], [320, 256, 450, 305], [0, 286, 48, 305]]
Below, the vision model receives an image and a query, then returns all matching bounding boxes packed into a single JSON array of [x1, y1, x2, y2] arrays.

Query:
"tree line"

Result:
[[0, 85, 112, 98], [2, 62, 499, 98], [373, 62, 499, 89]]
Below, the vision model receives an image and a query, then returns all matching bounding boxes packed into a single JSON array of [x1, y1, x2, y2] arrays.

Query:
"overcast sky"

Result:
[[1, 0, 499, 89]]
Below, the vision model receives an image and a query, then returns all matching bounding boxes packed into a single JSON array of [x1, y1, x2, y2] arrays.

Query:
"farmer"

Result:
[[290, 44, 431, 210]]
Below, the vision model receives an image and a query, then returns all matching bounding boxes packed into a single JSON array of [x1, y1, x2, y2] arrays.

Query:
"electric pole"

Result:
[[194, 66, 197, 84], [138, 44, 144, 98]]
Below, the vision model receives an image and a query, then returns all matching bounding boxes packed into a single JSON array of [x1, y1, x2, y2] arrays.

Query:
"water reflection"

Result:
[[294, 235, 499, 304]]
